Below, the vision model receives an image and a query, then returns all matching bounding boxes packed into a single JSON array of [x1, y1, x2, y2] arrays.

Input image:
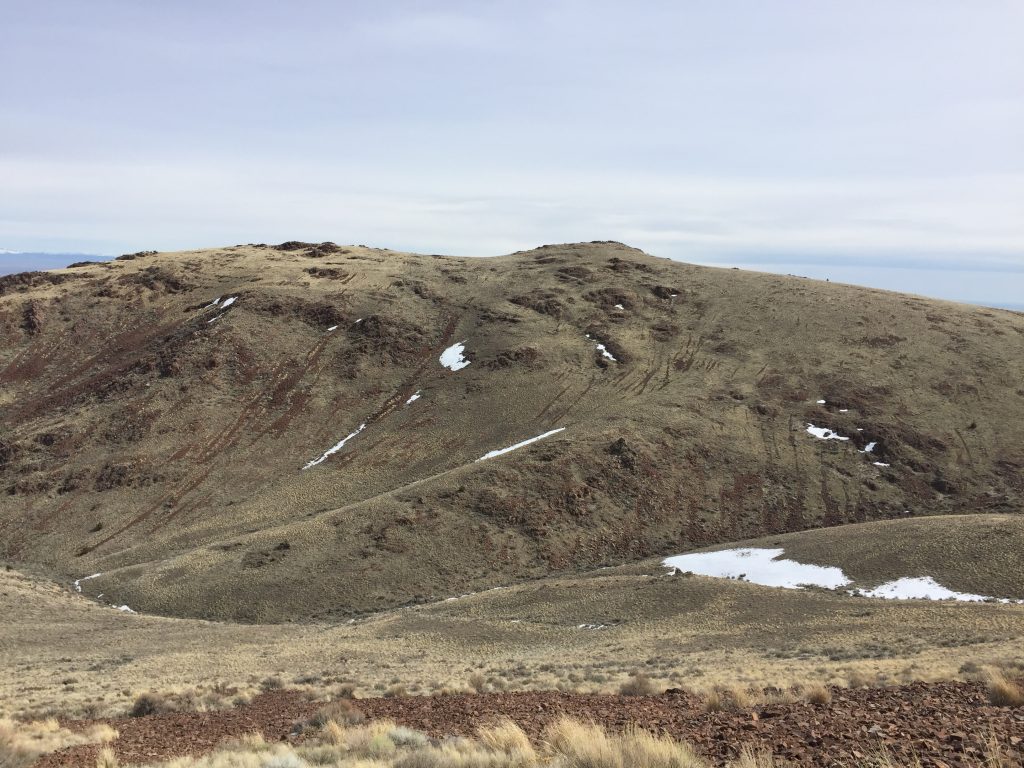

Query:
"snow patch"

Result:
[[816, 399, 826, 404], [116, 605, 136, 613], [440, 342, 470, 371], [873, 461, 891, 467], [595, 343, 617, 362], [73, 573, 102, 592], [861, 442, 877, 453], [806, 424, 849, 441], [405, 390, 422, 405], [303, 423, 367, 469], [220, 296, 238, 309], [207, 313, 225, 324], [614, 304, 624, 310], [665, 549, 1020, 605], [663, 548, 850, 590], [476, 427, 565, 462], [856, 577, 1020, 604], [327, 325, 338, 332]]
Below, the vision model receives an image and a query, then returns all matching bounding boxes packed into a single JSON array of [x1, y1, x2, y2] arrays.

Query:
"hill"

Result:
[[1, 241, 1022, 621]]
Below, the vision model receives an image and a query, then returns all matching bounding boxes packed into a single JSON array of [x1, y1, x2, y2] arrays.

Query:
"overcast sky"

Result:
[[2, 1, 1022, 307]]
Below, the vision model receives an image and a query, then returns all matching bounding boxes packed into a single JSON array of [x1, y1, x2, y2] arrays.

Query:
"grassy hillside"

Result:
[[1, 241, 1022, 621]]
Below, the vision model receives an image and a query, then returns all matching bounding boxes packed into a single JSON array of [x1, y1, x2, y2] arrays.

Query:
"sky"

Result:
[[2, 1, 1022, 307]]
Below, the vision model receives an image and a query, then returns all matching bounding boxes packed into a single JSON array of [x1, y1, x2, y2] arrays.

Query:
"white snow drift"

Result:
[[303, 423, 367, 469], [440, 342, 471, 371], [663, 548, 1019, 604], [476, 427, 565, 462], [663, 548, 850, 590], [806, 424, 850, 441], [73, 573, 102, 592]]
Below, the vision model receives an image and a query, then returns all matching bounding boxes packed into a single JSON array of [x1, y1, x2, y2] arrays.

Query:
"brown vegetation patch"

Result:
[[509, 292, 564, 317], [483, 346, 541, 370], [0, 271, 75, 296]]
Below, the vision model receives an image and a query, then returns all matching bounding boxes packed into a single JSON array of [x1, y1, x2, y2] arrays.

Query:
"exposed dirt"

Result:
[[37, 682, 1024, 767]]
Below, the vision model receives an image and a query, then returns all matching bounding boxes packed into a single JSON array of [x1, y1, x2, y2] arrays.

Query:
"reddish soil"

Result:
[[38, 682, 1024, 767]]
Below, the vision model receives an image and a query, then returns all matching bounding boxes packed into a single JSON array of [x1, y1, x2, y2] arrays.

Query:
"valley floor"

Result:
[[4, 546, 1024, 721]]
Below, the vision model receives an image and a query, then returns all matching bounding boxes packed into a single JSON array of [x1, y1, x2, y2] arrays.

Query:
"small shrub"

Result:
[[129, 692, 172, 717], [260, 676, 284, 692], [312, 699, 365, 727], [468, 671, 488, 693], [619, 672, 656, 696], [845, 669, 875, 688], [388, 726, 430, 748], [959, 660, 983, 677]]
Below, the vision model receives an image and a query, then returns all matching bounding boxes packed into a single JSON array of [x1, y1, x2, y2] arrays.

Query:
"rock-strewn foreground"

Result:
[[38, 683, 1024, 768], [2, 241, 1023, 621]]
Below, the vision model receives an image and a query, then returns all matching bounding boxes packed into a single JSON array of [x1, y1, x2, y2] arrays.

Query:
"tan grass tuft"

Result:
[[313, 699, 366, 727], [544, 717, 621, 768], [730, 745, 777, 768], [476, 718, 536, 760], [804, 684, 832, 706], [702, 689, 725, 713], [0, 717, 118, 768], [618, 726, 706, 768], [987, 671, 1024, 707], [95, 746, 119, 768]]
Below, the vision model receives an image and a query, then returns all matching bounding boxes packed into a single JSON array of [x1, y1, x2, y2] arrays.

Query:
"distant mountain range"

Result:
[[0, 251, 111, 275]]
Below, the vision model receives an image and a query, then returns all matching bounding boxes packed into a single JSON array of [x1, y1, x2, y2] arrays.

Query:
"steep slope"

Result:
[[1, 241, 1022, 621]]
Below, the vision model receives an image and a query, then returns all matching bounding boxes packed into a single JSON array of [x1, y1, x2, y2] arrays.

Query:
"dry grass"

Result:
[[986, 670, 1024, 707], [543, 717, 622, 767], [702, 689, 726, 714], [803, 684, 833, 706], [468, 672, 488, 694], [97, 746, 120, 768], [311, 699, 367, 728], [616, 726, 706, 768], [700, 686, 754, 713], [476, 718, 536, 760], [845, 669, 876, 689], [0, 717, 117, 768], [731, 746, 777, 768], [123, 715, 1020, 768]]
